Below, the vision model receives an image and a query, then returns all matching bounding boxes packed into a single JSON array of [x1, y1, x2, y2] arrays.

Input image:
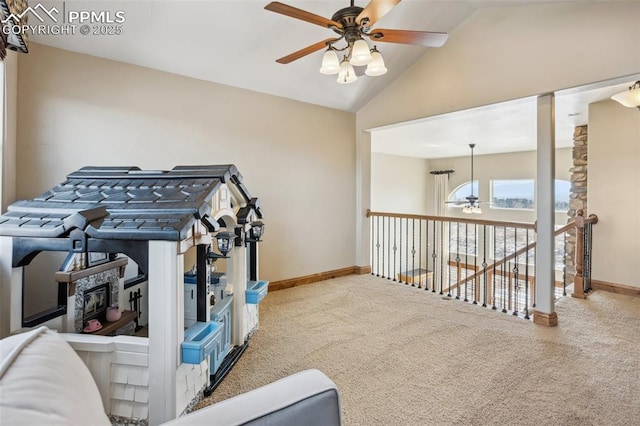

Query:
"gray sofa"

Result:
[[0, 327, 341, 425]]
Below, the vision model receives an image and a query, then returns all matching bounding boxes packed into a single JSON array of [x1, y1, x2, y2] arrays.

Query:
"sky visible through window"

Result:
[[448, 180, 570, 211], [450, 181, 478, 201]]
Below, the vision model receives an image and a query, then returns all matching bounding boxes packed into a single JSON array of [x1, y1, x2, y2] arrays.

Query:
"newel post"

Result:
[[572, 210, 587, 299]]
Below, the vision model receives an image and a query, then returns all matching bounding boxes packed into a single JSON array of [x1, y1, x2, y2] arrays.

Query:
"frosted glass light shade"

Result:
[[349, 39, 372, 66], [462, 204, 481, 214], [365, 50, 387, 76], [337, 59, 357, 84], [319, 50, 340, 75], [611, 81, 640, 109]]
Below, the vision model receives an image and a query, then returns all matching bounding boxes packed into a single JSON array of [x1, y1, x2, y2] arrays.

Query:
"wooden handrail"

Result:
[[366, 209, 536, 230], [553, 221, 576, 235]]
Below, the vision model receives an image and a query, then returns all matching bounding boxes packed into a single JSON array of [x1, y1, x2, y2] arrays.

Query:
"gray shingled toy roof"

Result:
[[0, 165, 248, 241]]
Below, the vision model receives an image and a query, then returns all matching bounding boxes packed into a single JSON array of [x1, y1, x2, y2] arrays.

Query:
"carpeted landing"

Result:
[[196, 274, 640, 425]]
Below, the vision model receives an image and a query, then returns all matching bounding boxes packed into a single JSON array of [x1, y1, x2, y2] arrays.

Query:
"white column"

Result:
[[534, 93, 557, 326], [229, 235, 248, 346], [0, 236, 22, 336], [0, 54, 19, 338], [1, 52, 18, 214], [356, 131, 372, 269], [148, 241, 183, 425], [0, 236, 12, 337]]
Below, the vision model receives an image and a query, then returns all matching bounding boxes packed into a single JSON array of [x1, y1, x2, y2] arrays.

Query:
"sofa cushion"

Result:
[[0, 326, 110, 425], [165, 369, 341, 426]]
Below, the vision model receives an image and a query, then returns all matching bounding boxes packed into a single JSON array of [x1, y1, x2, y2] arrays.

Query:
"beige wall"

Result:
[[16, 43, 356, 282], [429, 149, 571, 224], [589, 100, 640, 288], [371, 153, 429, 215]]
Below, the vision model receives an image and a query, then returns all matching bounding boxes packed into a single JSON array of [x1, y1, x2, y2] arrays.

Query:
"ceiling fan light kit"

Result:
[[337, 57, 358, 84], [349, 39, 373, 66], [462, 204, 482, 214], [365, 46, 387, 76], [611, 81, 640, 111], [320, 49, 341, 74], [265, 0, 448, 84]]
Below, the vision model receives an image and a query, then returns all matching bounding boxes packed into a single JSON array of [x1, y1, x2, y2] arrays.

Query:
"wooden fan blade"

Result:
[[357, 0, 402, 27], [265, 2, 342, 29], [276, 38, 340, 64], [369, 29, 448, 47]]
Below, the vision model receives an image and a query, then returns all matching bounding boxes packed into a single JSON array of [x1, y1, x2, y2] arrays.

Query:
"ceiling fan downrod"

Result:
[[469, 143, 476, 198]]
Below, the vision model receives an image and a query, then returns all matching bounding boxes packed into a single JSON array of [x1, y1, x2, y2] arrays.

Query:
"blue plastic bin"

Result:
[[181, 321, 223, 365], [245, 280, 269, 304]]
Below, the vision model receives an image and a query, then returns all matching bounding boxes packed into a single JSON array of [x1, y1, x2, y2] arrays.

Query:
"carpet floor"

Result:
[[197, 274, 640, 425]]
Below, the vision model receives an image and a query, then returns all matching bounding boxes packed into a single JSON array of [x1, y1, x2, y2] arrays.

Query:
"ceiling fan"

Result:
[[446, 144, 485, 214], [264, 0, 448, 83]]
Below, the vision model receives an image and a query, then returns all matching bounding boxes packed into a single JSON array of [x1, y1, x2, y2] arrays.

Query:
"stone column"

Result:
[[565, 125, 588, 283]]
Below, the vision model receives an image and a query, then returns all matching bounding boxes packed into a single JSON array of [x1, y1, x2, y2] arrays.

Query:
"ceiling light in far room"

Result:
[[462, 143, 482, 214], [462, 204, 482, 214], [611, 81, 640, 111]]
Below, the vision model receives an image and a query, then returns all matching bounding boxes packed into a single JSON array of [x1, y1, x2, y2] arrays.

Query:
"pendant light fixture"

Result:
[[462, 143, 481, 214]]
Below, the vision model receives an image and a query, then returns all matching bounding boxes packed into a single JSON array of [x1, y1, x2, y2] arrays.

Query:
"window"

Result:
[[555, 180, 570, 212], [491, 179, 534, 210], [490, 179, 570, 211], [448, 181, 478, 205]]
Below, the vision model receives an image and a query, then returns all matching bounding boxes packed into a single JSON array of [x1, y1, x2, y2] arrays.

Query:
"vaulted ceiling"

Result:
[[30, 0, 631, 158], [31, 0, 562, 112]]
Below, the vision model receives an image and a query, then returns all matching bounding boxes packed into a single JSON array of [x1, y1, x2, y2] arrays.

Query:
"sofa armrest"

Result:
[[165, 369, 341, 426]]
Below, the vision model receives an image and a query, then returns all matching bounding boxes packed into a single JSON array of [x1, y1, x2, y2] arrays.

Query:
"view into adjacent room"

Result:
[[368, 76, 639, 316]]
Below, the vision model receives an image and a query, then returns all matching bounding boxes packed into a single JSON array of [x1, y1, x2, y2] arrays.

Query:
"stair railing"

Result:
[[571, 209, 599, 299], [366, 209, 597, 319]]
